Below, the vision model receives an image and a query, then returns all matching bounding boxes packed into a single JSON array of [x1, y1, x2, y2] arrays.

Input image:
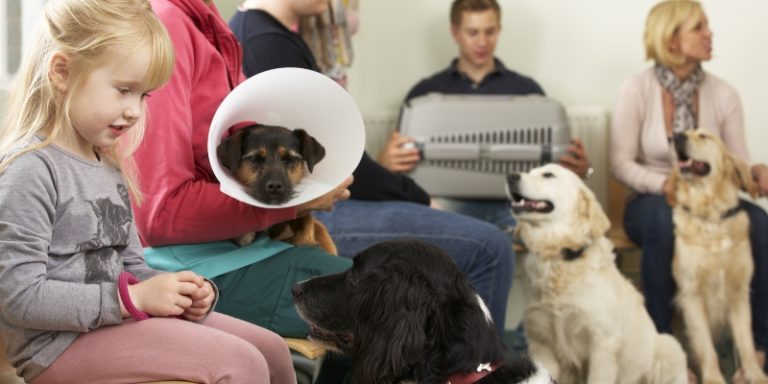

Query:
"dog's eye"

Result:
[[242, 154, 265, 164], [542, 172, 555, 178], [698, 133, 708, 139]]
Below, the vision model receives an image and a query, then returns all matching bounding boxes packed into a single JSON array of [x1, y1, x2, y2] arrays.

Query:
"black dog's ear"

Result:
[[217, 129, 247, 171], [293, 129, 325, 173]]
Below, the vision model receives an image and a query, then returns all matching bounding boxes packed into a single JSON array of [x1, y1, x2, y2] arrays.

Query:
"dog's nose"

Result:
[[673, 133, 689, 161], [266, 181, 284, 194], [292, 283, 303, 300]]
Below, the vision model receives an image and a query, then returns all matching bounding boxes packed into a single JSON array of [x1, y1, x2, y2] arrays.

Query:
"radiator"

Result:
[[363, 104, 609, 207]]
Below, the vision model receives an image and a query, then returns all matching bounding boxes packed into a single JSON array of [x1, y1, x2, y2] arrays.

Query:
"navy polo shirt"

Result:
[[405, 58, 545, 103]]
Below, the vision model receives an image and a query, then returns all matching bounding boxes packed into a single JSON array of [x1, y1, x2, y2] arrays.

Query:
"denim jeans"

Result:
[[624, 194, 768, 351], [434, 198, 517, 232], [314, 199, 514, 336]]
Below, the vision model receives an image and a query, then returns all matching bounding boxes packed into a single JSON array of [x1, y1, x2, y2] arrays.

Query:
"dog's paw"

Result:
[[233, 232, 257, 247]]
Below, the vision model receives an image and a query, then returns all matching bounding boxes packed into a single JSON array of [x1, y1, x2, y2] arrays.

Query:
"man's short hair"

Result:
[[450, 0, 501, 26]]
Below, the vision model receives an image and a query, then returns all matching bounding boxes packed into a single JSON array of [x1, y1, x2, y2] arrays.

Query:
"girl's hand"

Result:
[[181, 280, 216, 322], [377, 131, 420, 173], [124, 271, 202, 318]]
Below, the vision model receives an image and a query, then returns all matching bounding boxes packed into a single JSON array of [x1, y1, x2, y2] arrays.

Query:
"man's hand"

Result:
[[377, 131, 421, 173], [558, 138, 591, 178]]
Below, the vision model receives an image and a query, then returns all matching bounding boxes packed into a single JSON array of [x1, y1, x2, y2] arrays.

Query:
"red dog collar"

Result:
[[446, 362, 501, 384]]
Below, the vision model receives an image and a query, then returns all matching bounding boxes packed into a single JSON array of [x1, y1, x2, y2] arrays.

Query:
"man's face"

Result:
[[451, 9, 501, 69]]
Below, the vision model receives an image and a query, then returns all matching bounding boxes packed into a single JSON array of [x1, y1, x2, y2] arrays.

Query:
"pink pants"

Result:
[[30, 312, 296, 384]]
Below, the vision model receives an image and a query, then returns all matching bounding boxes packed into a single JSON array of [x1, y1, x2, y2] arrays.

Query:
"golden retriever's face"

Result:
[[506, 163, 609, 239], [671, 128, 756, 198]]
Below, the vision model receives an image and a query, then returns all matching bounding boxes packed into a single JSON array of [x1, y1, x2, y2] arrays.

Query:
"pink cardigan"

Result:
[[610, 66, 750, 194], [133, 0, 295, 246]]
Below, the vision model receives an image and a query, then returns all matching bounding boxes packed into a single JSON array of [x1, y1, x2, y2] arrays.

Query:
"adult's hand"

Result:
[[377, 131, 421, 173], [295, 175, 353, 216], [558, 138, 591, 178], [752, 163, 768, 197]]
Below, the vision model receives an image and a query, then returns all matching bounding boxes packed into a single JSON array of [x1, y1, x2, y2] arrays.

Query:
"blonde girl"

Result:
[[0, 1, 295, 383]]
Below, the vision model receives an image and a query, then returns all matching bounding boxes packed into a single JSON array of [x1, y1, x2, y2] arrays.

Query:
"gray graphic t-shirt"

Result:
[[0, 141, 159, 381]]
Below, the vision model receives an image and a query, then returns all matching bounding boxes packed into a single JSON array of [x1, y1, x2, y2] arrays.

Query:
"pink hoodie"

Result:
[[134, 0, 295, 246]]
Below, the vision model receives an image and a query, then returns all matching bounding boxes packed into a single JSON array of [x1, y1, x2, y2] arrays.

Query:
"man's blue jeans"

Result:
[[315, 199, 514, 336]]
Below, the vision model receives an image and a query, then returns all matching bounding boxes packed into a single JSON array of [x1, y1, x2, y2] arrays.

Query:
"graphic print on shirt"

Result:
[[77, 184, 133, 283]]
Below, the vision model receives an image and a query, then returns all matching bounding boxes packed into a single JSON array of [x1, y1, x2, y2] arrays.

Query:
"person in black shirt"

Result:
[[230, 0, 514, 338]]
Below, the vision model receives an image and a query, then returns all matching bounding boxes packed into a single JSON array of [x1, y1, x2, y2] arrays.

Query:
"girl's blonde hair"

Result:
[[0, 0, 174, 204], [644, 0, 704, 67]]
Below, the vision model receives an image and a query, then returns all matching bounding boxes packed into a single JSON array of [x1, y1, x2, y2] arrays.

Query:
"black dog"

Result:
[[293, 240, 553, 383], [217, 124, 336, 253]]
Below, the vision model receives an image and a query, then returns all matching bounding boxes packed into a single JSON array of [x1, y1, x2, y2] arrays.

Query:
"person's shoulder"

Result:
[[405, 66, 453, 101], [231, 9, 289, 39], [702, 71, 738, 94], [1, 146, 55, 182]]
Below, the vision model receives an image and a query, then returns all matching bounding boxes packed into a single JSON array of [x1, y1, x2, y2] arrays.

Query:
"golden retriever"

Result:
[[668, 128, 767, 383], [507, 163, 687, 384]]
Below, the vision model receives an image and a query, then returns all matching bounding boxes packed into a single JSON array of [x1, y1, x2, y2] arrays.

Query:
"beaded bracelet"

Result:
[[118, 271, 150, 321]]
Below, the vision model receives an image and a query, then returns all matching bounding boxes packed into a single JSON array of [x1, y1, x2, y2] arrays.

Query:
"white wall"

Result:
[[339, 0, 768, 168]]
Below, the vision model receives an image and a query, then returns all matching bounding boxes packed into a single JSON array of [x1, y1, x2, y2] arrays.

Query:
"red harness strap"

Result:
[[445, 362, 502, 384]]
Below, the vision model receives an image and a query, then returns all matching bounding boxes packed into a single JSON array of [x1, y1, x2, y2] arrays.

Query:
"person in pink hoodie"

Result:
[[135, 0, 353, 339]]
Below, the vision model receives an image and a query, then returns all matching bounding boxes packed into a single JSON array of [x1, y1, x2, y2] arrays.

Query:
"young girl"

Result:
[[0, 1, 295, 383]]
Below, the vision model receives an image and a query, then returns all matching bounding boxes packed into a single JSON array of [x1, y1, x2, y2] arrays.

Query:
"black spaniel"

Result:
[[292, 239, 553, 384]]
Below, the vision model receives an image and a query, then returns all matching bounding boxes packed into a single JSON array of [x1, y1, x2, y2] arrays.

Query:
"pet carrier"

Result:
[[398, 94, 571, 198]]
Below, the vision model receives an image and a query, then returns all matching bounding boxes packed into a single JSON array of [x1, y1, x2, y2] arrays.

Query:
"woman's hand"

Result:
[[295, 176, 353, 217], [123, 271, 202, 318], [752, 164, 768, 197], [377, 131, 420, 173]]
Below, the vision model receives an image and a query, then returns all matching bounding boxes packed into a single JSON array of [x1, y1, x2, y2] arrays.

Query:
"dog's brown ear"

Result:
[[294, 129, 326, 173], [726, 154, 758, 199], [217, 129, 246, 171], [576, 188, 610, 239]]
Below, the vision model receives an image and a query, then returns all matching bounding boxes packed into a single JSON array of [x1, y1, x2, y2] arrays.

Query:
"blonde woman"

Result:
[[611, 0, 768, 381], [0, 1, 295, 382]]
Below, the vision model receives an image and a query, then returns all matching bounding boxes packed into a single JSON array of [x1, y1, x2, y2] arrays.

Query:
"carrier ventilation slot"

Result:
[[426, 126, 553, 174]]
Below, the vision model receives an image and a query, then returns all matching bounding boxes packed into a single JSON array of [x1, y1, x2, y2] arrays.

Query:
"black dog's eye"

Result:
[[542, 172, 555, 178]]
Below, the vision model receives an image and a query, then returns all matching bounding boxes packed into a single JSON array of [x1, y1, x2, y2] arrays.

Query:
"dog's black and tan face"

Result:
[[216, 124, 326, 205], [292, 240, 520, 384]]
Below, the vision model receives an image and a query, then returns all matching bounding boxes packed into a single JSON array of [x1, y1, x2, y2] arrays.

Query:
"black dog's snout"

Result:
[[673, 133, 689, 161]]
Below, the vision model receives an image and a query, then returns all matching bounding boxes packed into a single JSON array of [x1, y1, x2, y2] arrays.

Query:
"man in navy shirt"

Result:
[[380, 0, 591, 232]]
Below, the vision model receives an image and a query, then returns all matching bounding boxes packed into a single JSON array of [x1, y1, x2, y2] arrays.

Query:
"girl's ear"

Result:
[[49, 52, 71, 92]]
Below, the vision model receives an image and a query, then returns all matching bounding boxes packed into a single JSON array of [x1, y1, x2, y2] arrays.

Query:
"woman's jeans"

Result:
[[624, 194, 768, 351], [315, 199, 514, 337]]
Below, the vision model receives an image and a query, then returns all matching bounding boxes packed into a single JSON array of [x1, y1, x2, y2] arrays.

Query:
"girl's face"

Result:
[[67, 49, 152, 159], [670, 12, 713, 65]]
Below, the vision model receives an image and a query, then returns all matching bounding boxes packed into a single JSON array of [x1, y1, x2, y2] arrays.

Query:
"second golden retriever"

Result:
[[507, 163, 687, 384], [668, 128, 767, 383]]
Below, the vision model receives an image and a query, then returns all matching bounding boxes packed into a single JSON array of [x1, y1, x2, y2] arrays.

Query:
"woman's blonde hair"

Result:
[[0, 0, 174, 204], [644, 0, 704, 67]]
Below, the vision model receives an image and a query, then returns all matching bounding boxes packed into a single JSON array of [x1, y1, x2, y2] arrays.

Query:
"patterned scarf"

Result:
[[654, 64, 705, 133]]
